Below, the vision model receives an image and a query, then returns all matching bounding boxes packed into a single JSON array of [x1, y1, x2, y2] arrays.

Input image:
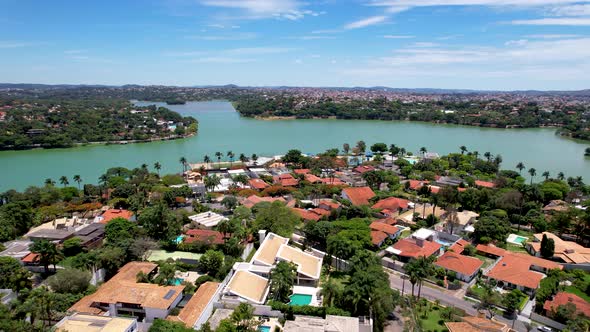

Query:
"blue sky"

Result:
[[1, 0, 590, 90]]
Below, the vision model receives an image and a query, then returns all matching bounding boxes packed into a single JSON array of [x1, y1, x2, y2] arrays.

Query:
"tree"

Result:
[[558, 172, 565, 181], [203, 155, 211, 168], [516, 162, 525, 174], [477, 280, 499, 318], [0, 257, 31, 292], [270, 261, 296, 302], [199, 250, 224, 275], [47, 268, 91, 294], [73, 174, 82, 189], [59, 175, 69, 187], [251, 153, 258, 165], [484, 151, 492, 162], [204, 175, 221, 192], [179, 157, 187, 176], [356, 140, 366, 154], [320, 277, 342, 307], [540, 234, 555, 258], [420, 146, 427, 156], [460, 145, 467, 155], [254, 201, 300, 237], [283, 149, 305, 166], [343, 143, 350, 155], [130, 237, 159, 261], [528, 167, 537, 184], [30, 240, 60, 273], [215, 151, 223, 167], [227, 150, 235, 167], [62, 237, 83, 257], [138, 203, 181, 241], [371, 142, 388, 154], [542, 171, 550, 181], [149, 319, 194, 332], [44, 178, 55, 186], [221, 196, 238, 210], [473, 216, 511, 244], [239, 153, 248, 164], [154, 162, 162, 176], [502, 289, 524, 317]]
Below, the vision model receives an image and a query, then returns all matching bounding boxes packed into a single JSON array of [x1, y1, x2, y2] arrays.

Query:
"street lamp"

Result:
[[401, 275, 409, 296]]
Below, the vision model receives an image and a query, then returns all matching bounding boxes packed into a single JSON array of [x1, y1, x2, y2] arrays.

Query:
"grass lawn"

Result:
[[326, 271, 350, 288], [506, 244, 528, 254], [147, 250, 202, 262], [510, 228, 534, 238], [417, 306, 448, 332], [468, 285, 486, 299], [564, 286, 590, 302], [399, 230, 412, 239], [518, 294, 529, 310]]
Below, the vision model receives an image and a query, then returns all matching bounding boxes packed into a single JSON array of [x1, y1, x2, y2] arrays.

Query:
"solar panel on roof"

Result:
[[163, 290, 176, 300]]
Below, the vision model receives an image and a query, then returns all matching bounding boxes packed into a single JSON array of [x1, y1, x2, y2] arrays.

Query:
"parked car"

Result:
[[537, 326, 552, 332], [387, 312, 399, 321]]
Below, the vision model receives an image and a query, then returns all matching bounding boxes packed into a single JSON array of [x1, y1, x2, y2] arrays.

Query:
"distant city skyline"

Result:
[[1, 0, 590, 90]]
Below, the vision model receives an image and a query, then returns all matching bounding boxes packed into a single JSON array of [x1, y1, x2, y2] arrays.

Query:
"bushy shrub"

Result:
[[268, 300, 350, 318]]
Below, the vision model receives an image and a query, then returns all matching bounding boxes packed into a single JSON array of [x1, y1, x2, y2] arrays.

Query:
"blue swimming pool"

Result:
[[258, 326, 271, 332], [172, 278, 184, 285], [175, 235, 184, 244]]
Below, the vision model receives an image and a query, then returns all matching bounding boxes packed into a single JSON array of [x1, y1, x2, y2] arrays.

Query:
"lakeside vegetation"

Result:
[[0, 99, 197, 150]]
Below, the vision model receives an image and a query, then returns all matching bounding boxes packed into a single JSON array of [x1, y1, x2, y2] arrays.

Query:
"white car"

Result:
[[537, 326, 552, 332]]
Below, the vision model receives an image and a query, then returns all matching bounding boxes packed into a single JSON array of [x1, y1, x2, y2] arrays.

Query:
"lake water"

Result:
[[0, 100, 589, 191]]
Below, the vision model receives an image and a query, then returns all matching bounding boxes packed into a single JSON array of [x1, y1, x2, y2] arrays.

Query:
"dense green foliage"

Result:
[[0, 99, 197, 150]]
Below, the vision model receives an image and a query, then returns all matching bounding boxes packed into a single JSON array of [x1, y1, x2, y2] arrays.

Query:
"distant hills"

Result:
[[0, 83, 589, 96]]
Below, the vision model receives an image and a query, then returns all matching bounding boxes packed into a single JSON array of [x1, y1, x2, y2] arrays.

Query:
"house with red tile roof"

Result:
[[353, 165, 375, 174], [321, 177, 345, 185], [304, 173, 323, 183], [408, 180, 429, 190], [342, 186, 375, 206], [477, 244, 563, 294], [435, 251, 483, 282], [248, 178, 269, 190], [274, 174, 299, 187], [241, 195, 286, 209], [390, 237, 442, 262], [372, 197, 411, 215], [475, 180, 496, 189], [318, 199, 341, 212], [544, 292, 590, 319], [293, 169, 311, 175], [291, 208, 322, 221], [449, 239, 470, 254], [184, 229, 225, 245], [98, 209, 135, 224], [369, 221, 400, 246]]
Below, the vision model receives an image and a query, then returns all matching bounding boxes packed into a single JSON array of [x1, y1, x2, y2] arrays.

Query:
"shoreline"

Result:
[[0, 132, 197, 152]]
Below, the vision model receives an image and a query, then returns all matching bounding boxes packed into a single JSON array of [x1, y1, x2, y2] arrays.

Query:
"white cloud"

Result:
[[525, 34, 581, 39], [505, 39, 528, 46], [412, 42, 440, 47], [367, 0, 590, 14], [511, 18, 590, 25], [344, 15, 387, 29], [550, 4, 590, 16], [383, 35, 415, 39], [0, 41, 37, 48], [200, 0, 320, 20]]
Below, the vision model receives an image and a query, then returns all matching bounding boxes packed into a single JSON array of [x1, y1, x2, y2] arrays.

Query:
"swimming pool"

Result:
[[435, 239, 453, 247], [174, 235, 184, 244], [507, 234, 528, 246], [172, 278, 184, 285], [289, 294, 312, 306], [258, 326, 271, 332]]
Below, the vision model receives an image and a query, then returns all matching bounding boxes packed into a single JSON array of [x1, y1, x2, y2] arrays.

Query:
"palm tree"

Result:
[[419, 147, 427, 157], [44, 178, 55, 186], [203, 155, 211, 169], [460, 145, 467, 155], [140, 163, 148, 171], [251, 153, 258, 166], [215, 152, 223, 168], [542, 171, 550, 181], [239, 153, 248, 164], [528, 167, 537, 184], [59, 176, 69, 187], [342, 143, 350, 155], [204, 175, 221, 192], [483, 151, 491, 162], [179, 157, 187, 176], [30, 240, 60, 273], [227, 151, 235, 167], [493, 154, 502, 167], [558, 172, 565, 181], [516, 162, 525, 174], [73, 175, 82, 190], [154, 162, 161, 176], [400, 148, 406, 157], [320, 278, 341, 307], [473, 150, 479, 159]]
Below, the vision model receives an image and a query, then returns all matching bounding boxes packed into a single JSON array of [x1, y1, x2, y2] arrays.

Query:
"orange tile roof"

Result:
[[371, 231, 389, 246], [292, 208, 322, 221], [100, 209, 134, 224], [318, 199, 341, 210], [353, 165, 375, 174], [184, 229, 225, 245], [449, 239, 470, 254], [280, 178, 299, 187], [369, 221, 399, 236], [371, 197, 411, 211], [475, 180, 495, 188], [476, 244, 506, 257], [544, 292, 590, 318], [342, 186, 375, 206], [435, 251, 483, 276], [293, 169, 310, 174], [304, 173, 323, 183], [70, 262, 184, 313], [485, 249, 563, 289], [311, 208, 331, 217], [242, 195, 286, 208], [408, 180, 429, 190], [321, 177, 345, 185], [21, 252, 39, 263], [531, 232, 590, 264], [392, 238, 441, 258], [248, 178, 269, 190], [168, 281, 220, 327]]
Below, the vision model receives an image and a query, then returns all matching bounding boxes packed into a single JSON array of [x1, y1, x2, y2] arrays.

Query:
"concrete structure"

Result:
[[527, 232, 590, 266], [188, 211, 228, 229], [167, 281, 220, 329], [55, 313, 138, 332], [69, 262, 184, 322], [445, 315, 512, 332], [223, 269, 270, 304], [283, 315, 373, 332]]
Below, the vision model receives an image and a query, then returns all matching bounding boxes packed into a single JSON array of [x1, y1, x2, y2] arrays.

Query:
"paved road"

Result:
[[388, 272, 528, 332]]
